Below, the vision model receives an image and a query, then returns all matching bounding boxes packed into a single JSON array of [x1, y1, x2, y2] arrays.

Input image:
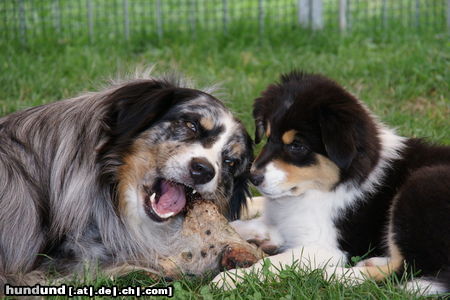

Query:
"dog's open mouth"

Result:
[[143, 178, 201, 222]]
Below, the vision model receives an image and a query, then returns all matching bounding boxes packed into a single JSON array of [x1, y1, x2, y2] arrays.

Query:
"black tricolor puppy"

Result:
[[213, 71, 450, 294], [0, 72, 253, 292]]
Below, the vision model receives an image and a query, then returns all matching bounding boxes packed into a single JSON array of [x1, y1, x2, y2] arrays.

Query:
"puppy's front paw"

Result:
[[247, 239, 280, 256], [323, 266, 366, 286], [230, 219, 268, 242], [230, 219, 283, 255], [355, 256, 390, 267], [211, 268, 247, 290], [211, 259, 267, 290]]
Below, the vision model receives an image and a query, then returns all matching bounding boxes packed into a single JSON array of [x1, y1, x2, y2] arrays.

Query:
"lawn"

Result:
[[1, 20, 449, 299]]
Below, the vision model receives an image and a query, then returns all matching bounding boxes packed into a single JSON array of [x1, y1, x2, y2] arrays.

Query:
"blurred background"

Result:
[[2, 0, 449, 43]]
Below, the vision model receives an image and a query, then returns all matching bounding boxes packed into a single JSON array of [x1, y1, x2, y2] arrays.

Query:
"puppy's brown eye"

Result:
[[287, 142, 308, 154], [185, 121, 197, 133]]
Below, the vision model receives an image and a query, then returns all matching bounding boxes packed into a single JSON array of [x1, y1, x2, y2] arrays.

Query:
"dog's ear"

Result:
[[319, 107, 357, 170], [253, 97, 267, 144], [105, 80, 181, 141], [228, 172, 251, 221], [228, 132, 254, 220]]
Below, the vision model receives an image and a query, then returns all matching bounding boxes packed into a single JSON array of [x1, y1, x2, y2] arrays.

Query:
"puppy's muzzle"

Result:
[[190, 157, 215, 185], [250, 171, 264, 186]]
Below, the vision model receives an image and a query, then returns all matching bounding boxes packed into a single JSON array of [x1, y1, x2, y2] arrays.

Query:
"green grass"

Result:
[[1, 23, 449, 299]]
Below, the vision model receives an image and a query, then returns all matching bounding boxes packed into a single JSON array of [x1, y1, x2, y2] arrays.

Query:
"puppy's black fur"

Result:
[[252, 71, 450, 291]]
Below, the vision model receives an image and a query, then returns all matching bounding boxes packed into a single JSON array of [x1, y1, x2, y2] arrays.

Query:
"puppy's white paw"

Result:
[[230, 219, 268, 241], [230, 219, 283, 255], [355, 256, 390, 267], [211, 268, 249, 290], [211, 258, 269, 290], [323, 267, 366, 286]]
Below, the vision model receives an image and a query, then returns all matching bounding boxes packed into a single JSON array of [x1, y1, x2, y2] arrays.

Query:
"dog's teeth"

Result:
[[150, 193, 156, 203], [157, 211, 175, 218], [192, 189, 197, 194]]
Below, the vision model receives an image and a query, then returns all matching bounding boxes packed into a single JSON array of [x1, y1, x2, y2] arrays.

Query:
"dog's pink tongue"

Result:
[[154, 181, 186, 215]]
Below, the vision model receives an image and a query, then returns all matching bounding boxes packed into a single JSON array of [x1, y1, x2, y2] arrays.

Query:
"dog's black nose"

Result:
[[190, 157, 215, 185], [250, 172, 264, 186]]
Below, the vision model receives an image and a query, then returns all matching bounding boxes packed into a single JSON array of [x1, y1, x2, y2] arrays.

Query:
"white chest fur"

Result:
[[264, 190, 350, 260]]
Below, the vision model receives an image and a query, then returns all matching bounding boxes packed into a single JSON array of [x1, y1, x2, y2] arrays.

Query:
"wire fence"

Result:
[[1, 0, 449, 45]]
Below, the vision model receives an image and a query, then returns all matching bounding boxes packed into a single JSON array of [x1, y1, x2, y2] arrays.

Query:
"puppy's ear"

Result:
[[253, 97, 267, 144], [319, 107, 357, 170]]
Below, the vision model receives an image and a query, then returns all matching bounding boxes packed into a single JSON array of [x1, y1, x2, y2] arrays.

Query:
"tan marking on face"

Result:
[[117, 138, 181, 215], [274, 154, 340, 192], [200, 117, 214, 130], [117, 139, 156, 213], [265, 122, 271, 137], [231, 143, 244, 156], [281, 130, 297, 145]]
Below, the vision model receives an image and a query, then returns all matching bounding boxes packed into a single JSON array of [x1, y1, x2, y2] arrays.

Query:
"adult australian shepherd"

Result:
[[213, 71, 450, 295], [0, 72, 253, 292]]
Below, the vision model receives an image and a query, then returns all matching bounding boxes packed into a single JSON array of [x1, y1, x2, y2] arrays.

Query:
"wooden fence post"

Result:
[[222, 0, 228, 33], [156, 0, 163, 38], [123, 0, 129, 40], [18, 0, 27, 44], [52, 0, 61, 34], [339, 0, 347, 32], [258, 0, 264, 36], [447, 0, 450, 31], [87, 0, 94, 42], [298, 0, 310, 28], [311, 0, 323, 30]]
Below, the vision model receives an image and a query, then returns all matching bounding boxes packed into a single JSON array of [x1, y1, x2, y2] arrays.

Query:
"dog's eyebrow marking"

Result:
[[282, 129, 297, 144], [200, 117, 214, 131], [231, 142, 244, 156], [201, 125, 225, 148]]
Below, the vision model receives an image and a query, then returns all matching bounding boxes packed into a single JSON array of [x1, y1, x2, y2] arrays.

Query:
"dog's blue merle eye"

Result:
[[185, 121, 197, 133], [224, 158, 237, 168]]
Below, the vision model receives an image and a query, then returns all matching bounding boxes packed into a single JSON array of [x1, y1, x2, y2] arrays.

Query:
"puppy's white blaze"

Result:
[[258, 162, 286, 196]]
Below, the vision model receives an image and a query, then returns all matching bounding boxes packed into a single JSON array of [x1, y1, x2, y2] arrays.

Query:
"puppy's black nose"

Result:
[[250, 172, 264, 186], [190, 157, 215, 185]]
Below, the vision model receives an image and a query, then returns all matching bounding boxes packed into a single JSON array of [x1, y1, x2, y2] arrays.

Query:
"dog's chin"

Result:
[[141, 178, 202, 223]]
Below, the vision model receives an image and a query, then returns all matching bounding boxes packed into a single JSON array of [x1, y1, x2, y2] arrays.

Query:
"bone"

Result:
[[155, 200, 265, 278]]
